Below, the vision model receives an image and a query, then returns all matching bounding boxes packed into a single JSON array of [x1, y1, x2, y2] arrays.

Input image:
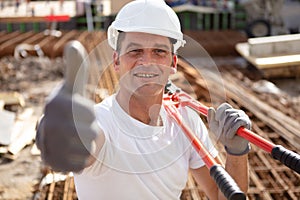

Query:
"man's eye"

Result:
[[128, 49, 143, 54], [154, 49, 168, 55]]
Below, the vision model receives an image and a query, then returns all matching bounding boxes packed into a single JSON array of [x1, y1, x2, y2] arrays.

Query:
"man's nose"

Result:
[[137, 50, 155, 65]]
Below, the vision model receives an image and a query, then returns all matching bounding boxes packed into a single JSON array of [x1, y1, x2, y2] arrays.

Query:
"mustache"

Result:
[[131, 64, 172, 73]]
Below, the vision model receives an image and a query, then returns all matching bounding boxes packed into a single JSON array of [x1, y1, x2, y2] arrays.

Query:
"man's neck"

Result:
[[116, 90, 163, 126]]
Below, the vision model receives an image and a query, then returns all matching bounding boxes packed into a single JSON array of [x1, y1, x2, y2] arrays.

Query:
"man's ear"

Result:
[[113, 51, 120, 71], [171, 54, 178, 74]]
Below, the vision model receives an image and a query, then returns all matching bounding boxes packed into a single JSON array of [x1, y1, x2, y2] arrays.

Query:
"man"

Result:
[[36, 0, 250, 199]]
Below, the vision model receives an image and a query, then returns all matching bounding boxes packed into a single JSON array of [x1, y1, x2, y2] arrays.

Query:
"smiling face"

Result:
[[114, 32, 177, 98]]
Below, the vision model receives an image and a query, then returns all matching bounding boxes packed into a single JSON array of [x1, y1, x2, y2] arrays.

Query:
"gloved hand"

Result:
[[36, 41, 100, 172], [207, 103, 251, 156]]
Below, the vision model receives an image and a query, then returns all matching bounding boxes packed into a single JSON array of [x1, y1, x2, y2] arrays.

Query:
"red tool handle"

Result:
[[163, 102, 216, 169], [164, 82, 300, 174], [179, 93, 275, 153], [163, 102, 246, 200]]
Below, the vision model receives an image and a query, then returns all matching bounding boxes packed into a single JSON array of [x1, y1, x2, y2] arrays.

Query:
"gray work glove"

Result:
[[36, 41, 100, 172], [207, 103, 251, 156]]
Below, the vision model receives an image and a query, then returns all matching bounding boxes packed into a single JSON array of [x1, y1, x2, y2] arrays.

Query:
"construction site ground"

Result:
[[0, 30, 299, 200]]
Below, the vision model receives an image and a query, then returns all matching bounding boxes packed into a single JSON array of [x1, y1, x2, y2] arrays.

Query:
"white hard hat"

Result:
[[107, 0, 186, 53]]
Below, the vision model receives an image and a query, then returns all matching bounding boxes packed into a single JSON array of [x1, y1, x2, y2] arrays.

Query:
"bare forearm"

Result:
[[226, 154, 249, 192], [218, 154, 249, 199]]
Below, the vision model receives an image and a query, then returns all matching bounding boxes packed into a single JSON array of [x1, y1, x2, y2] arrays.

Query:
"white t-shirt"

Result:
[[74, 94, 218, 199]]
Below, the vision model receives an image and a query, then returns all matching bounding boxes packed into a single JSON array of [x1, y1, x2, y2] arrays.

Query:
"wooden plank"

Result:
[[38, 32, 63, 57], [0, 17, 46, 23], [0, 92, 25, 107], [7, 118, 36, 155], [261, 65, 300, 79], [67, 175, 75, 200], [236, 42, 300, 68], [256, 151, 289, 190], [47, 179, 56, 200], [63, 174, 75, 200], [51, 30, 79, 57], [0, 100, 4, 110], [0, 31, 35, 49], [248, 34, 300, 57], [0, 31, 7, 39], [22, 31, 46, 44], [235, 42, 300, 72], [0, 31, 36, 56], [249, 168, 273, 200], [0, 109, 16, 145], [173, 4, 217, 14], [7, 108, 37, 155], [186, 172, 202, 200], [63, 175, 71, 200], [0, 31, 22, 45]]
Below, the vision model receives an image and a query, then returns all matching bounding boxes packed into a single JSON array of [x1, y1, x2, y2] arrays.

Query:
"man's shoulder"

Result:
[[179, 105, 201, 119], [94, 94, 117, 119], [95, 94, 116, 109]]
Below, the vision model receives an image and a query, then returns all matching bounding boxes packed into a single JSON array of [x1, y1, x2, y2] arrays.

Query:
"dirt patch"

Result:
[[0, 56, 64, 200]]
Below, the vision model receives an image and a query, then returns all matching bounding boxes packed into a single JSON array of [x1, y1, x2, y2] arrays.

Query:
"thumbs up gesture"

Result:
[[36, 41, 101, 172]]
